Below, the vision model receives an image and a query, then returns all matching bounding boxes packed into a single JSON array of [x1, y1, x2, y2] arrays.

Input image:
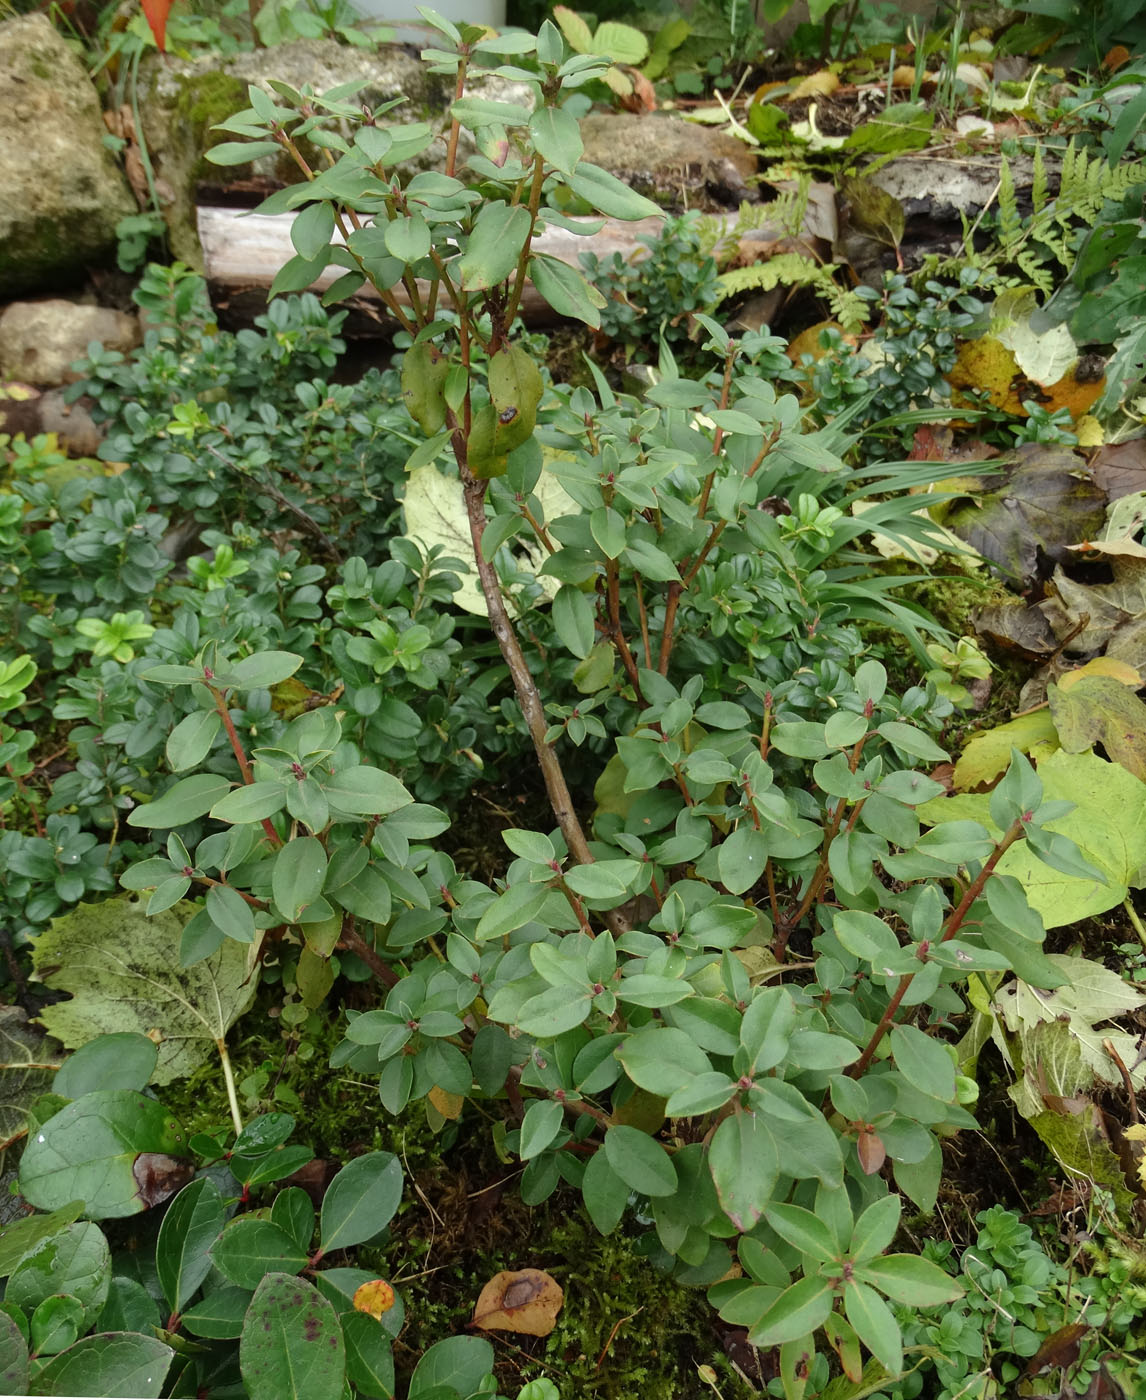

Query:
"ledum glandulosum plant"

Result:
[[115, 12, 1109, 1394]]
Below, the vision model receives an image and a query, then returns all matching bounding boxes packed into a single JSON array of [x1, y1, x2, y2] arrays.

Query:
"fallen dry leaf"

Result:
[[1039, 549, 1146, 668], [1024, 1321, 1088, 1376], [790, 70, 839, 100], [619, 68, 657, 114], [943, 444, 1107, 585], [1090, 439, 1146, 502], [472, 1268, 564, 1336]]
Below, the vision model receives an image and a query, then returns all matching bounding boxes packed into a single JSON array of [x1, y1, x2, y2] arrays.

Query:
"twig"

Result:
[[1102, 1037, 1140, 1123], [595, 1308, 644, 1371], [201, 443, 343, 561]]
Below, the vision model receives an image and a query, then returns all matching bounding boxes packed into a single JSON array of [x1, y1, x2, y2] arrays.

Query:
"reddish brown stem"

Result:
[[634, 574, 652, 669], [338, 916, 400, 988], [443, 55, 469, 180], [606, 560, 642, 698], [460, 473, 592, 867], [847, 817, 1028, 1078], [208, 685, 281, 847]]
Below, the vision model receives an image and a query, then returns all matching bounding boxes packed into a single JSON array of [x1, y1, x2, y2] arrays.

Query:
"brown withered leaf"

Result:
[[1025, 1322, 1089, 1376], [132, 1152, 194, 1208], [472, 1268, 564, 1336], [1074, 1363, 1126, 1399], [1090, 440, 1146, 503], [428, 1085, 464, 1120], [618, 68, 657, 114], [975, 601, 1058, 660], [944, 444, 1107, 585], [1039, 551, 1146, 669], [856, 1128, 886, 1175], [840, 175, 905, 251]]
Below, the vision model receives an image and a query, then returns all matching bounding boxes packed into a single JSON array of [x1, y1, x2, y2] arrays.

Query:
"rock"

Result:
[[0, 300, 139, 387], [37, 390, 104, 457], [0, 382, 103, 456], [578, 113, 757, 211], [0, 15, 137, 297], [140, 42, 531, 265]]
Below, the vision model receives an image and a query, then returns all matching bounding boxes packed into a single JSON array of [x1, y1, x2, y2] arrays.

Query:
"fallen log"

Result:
[[197, 205, 687, 330]]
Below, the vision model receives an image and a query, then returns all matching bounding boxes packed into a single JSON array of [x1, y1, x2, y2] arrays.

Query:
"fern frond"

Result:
[[1032, 144, 1047, 214], [786, 175, 812, 241], [828, 286, 871, 334], [997, 158, 1022, 254], [694, 201, 788, 264], [715, 253, 831, 303], [1016, 249, 1054, 295], [715, 253, 869, 331]]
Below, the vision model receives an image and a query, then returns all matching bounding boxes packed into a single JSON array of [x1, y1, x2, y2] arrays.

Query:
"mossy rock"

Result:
[[0, 14, 136, 295]]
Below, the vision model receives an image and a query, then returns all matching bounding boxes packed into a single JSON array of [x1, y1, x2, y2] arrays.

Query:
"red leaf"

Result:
[[140, 0, 172, 52]]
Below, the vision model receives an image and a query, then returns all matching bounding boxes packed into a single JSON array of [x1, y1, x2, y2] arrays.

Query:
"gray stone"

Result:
[[0, 15, 137, 297], [140, 42, 532, 265], [578, 113, 757, 211], [0, 300, 140, 386], [0, 382, 102, 456]]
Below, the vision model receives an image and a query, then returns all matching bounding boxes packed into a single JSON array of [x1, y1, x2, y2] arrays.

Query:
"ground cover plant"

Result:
[[2, 2, 1146, 1399]]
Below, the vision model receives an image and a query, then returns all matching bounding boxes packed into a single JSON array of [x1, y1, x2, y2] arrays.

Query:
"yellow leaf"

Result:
[[1076, 414, 1103, 446], [427, 1084, 464, 1120], [353, 1280, 396, 1320], [1125, 1123, 1146, 1190], [1058, 658, 1143, 690], [953, 708, 1060, 791], [791, 70, 839, 100]]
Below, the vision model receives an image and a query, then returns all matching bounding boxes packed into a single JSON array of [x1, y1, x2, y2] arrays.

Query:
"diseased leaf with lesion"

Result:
[[30, 897, 258, 1085]]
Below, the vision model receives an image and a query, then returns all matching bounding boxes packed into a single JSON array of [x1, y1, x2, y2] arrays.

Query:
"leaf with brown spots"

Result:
[[471, 1268, 564, 1336], [1049, 675, 1146, 781]]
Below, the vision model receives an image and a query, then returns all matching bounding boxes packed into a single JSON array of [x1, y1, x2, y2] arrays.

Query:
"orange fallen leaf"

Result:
[[353, 1280, 396, 1321], [472, 1268, 564, 1336]]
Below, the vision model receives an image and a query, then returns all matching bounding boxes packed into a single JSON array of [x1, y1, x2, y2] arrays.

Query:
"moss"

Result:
[[156, 988, 752, 1399], [172, 72, 249, 186]]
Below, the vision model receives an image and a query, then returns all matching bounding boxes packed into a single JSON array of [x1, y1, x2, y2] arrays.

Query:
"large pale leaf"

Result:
[[920, 750, 1146, 926], [31, 897, 259, 1084], [402, 459, 578, 616], [1049, 675, 1146, 781], [993, 287, 1079, 386], [989, 1016, 1138, 1216], [995, 954, 1146, 1090], [0, 1007, 62, 1172]]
